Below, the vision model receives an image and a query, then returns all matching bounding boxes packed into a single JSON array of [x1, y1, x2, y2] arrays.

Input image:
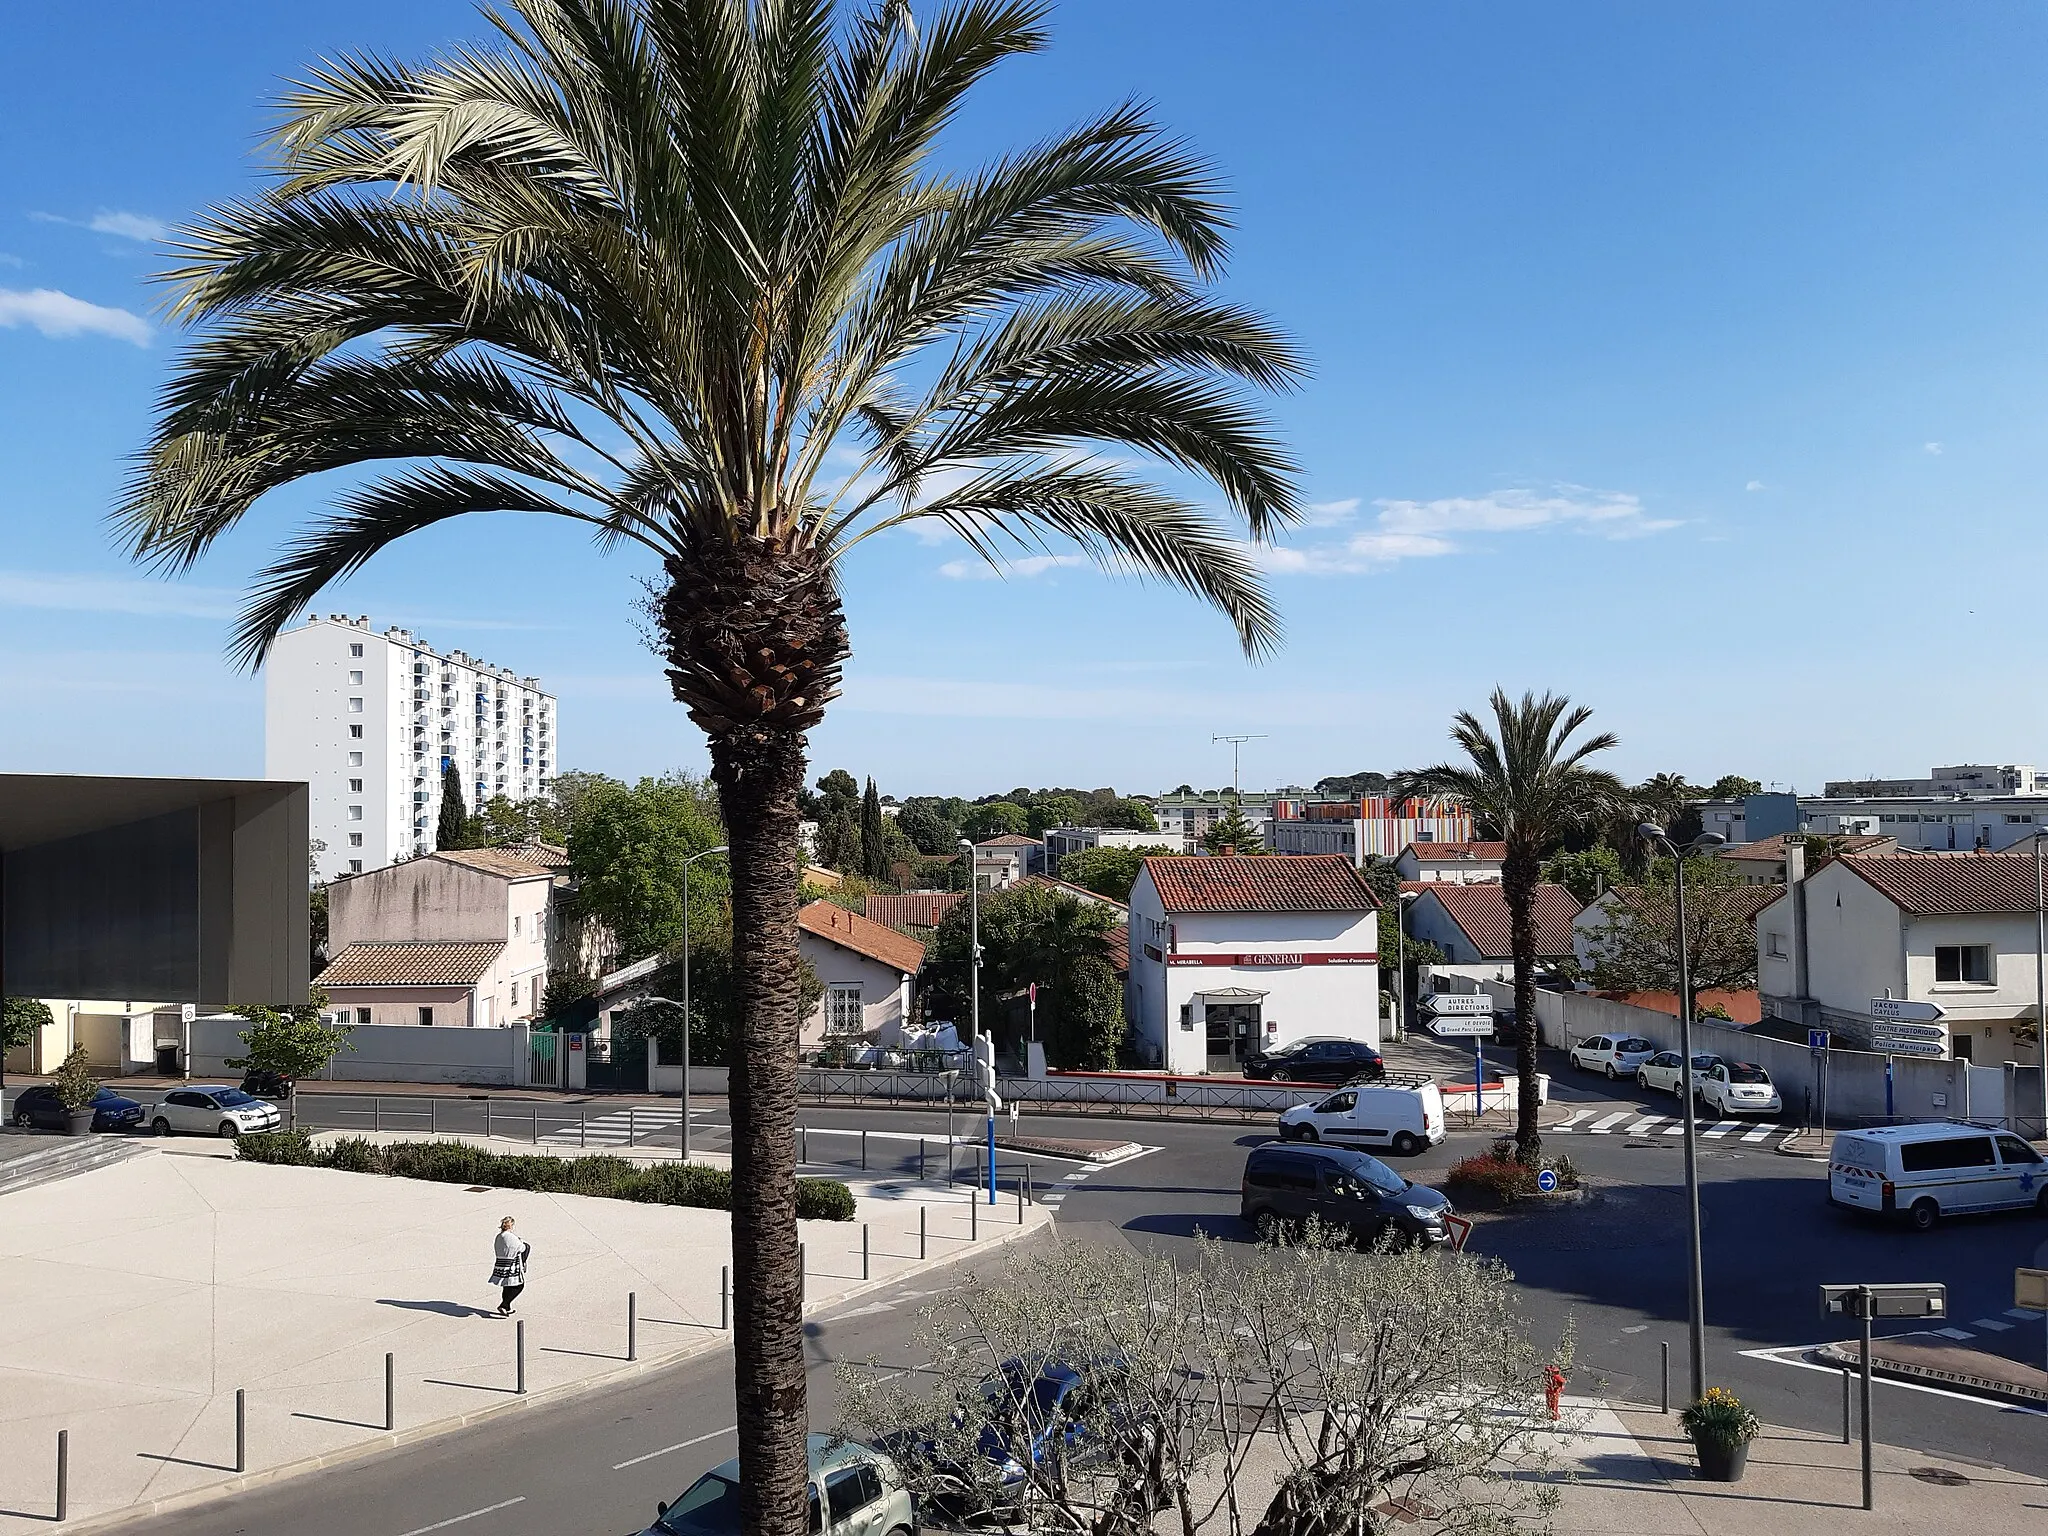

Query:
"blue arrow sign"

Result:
[[1536, 1169, 1558, 1193]]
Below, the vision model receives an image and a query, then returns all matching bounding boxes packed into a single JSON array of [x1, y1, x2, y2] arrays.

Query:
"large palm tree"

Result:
[[1398, 690, 1625, 1162], [113, 3, 1301, 1531]]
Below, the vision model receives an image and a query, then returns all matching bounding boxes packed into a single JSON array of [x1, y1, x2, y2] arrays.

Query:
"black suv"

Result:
[[9, 1085, 146, 1133], [1239, 1036, 1385, 1084], [1240, 1142, 1452, 1246]]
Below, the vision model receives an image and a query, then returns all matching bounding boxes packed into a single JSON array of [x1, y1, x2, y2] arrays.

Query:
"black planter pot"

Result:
[[64, 1108, 97, 1138], [1692, 1435, 1750, 1482]]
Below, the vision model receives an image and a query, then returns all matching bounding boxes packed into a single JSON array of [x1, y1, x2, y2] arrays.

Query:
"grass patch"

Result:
[[235, 1130, 855, 1219]]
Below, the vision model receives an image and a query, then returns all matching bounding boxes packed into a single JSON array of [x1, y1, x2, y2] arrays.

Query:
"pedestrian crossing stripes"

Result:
[[538, 1105, 687, 1147], [1547, 1107, 1793, 1144]]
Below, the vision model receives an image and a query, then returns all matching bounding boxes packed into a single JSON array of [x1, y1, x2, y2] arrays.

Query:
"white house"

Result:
[[1408, 881, 1580, 985], [1125, 854, 1381, 1075], [1393, 840, 1506, 883], [972, 834, 1044, 889], [796, 900, 925, 1052], [1756, 847, 2046, 1063]]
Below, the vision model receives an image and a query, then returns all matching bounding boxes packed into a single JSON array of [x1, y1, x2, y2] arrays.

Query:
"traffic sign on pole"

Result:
[[1869, 998, 1944, 1023], [1868, 1020, 1944, 1043], [1420, 994, 1492, 1017], [1428, 1018, 1494, 1039], [1807, 1028, 1830, 1054]]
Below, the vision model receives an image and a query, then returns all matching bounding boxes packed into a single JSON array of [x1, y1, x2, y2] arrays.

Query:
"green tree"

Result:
[[117, 5, 1300, 1526], [896, 798, 965, 856], [1707, 775, 1762, 800], [1584, 857, 1759, 995], [1055, 843, 1175, 901], [1314, 771, 1390, 797], [1400, 691, 1626, 1161], [568, 776, 726, 965], [226, 993, 353, 1082], [925, 883, 1124, 1068], [1095, 797, 1159, 832], [478, 793, 569, 846], [1200, 799, 1262, 854], [1541, 844, 1625, 907], [860, 778, 888, 881], [1026, 793, 1084, 836], [436, 764, 472, 851], [3, 997, 53, 1088], [963, 801, 1030, 842]]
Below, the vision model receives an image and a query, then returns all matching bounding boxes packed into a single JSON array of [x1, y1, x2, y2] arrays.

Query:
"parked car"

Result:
[[1276, 1082, 1446, 1156], [1240, 1142, 1454, 1247], [10, 1085, 145, 1133], [1829, 1122, 2048, 1231], [640, 1433, 913, 1536], [1697, 1062, 1781, 1117], [1636, 1051, 1721, 1097], [1568, 1034, 1658, 1079], [1239, 1036, 1386, 1084], [148, 1086, 283, 1138]]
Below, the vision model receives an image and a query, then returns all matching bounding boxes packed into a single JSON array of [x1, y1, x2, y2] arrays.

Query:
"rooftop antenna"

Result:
[[1213, 734, 1267, 798]]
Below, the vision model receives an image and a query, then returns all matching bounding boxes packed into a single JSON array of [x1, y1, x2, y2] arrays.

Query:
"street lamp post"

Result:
[[677, 844, 728, 1162], [960, 837, 990, 1203], [2034, 830, 2048, 1141], [1395, 890, 1420, 1041], [1638, 822, 1727, 1404]]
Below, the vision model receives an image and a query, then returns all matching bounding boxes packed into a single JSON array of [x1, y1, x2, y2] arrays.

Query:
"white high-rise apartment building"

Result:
[[266, 615, 557, 878]]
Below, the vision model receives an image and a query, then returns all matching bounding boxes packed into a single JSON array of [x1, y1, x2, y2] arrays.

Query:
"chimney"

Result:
[[1223, 845, 1237, 857]]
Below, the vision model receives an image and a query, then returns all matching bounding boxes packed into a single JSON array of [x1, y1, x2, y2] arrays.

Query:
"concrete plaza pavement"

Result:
[[0, 1139, 1047, 1532]]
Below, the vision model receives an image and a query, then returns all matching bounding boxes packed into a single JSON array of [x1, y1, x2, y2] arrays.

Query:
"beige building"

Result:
[[797, 900, 925, 1051], [4, 1000, 183, 1077], [319, 844, 597, 1026]]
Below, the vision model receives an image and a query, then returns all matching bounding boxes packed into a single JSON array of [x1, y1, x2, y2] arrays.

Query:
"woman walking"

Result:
[[489, 1216, 530, 1316]]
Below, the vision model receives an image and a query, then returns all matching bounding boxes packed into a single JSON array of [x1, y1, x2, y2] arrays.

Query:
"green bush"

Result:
[[232, 1133, 856, 1221], [235, 1130, 318, 1165], [796, 1178, 858, 1222]]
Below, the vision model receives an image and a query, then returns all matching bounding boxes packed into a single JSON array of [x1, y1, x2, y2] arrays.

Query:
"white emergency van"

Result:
[[1276, 1082, 1446, 1157], [1828, 1122, 2047, 1231]]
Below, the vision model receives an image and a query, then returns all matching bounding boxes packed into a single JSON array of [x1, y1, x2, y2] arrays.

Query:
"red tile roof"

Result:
[[1104, 927, 1130, 974], [1838, 852, 2047, 915], [434, 847, 563, 880], [1144, 854, 1379, 914], [1719, 833, 1894, 863], [863, 892, 965, 931], [1024, 873, 1129, 909], [798, 900, 927, 973], [1402, 840, 1507, 864], [317, 942, 504, 987], [1424, 882, 1581, 959]]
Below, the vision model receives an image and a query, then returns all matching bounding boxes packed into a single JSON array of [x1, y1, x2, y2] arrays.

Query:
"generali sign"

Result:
[[1166, 952, 1378, 967]]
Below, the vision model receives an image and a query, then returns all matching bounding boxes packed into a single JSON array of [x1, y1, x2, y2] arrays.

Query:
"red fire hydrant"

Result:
[[1544, 1365, 1568, 1421]]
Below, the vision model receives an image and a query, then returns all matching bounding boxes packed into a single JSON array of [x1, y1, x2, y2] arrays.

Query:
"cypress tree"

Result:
[[861, 777, 888, 880], [437, 762, 470, 850]]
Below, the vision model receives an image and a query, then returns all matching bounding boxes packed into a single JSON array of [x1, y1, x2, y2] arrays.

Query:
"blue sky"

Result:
[[4, 1, 2045, 798]]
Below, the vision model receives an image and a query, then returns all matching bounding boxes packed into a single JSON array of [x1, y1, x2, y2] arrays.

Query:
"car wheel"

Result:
[[1254, 1210, 1286, 1244], [1604, 1063, 1618, 1080], [218, 1121, 240, 1138], [12, 1108, 31, 1128], [151, 1116, 171, 1136], [1391, 1131, 1420, 1157], [1908, 1197, 1939, 1232], [1637, 1070, 1650, 1090], [1297, 1125, 1320, 1143]]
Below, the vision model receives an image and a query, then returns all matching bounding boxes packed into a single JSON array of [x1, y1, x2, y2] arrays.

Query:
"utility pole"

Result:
[[1212, 734, 1267, 797]]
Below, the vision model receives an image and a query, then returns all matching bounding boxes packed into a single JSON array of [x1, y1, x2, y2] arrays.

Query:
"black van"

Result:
[[1240, 1143, 1454, 1246]]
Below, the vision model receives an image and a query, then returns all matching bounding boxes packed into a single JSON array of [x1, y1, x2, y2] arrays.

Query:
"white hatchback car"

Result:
[[1697, 1061, 1781, 1117], [150, 1086, 283, 1138], [1636, 1051, 1721, 1097], [1568, 1034, 1658, 1079]]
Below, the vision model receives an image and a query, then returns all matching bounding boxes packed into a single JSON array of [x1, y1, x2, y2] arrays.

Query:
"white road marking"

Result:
[[1663, 1121, 1687, 1135], [1738, 1345, 2048, 1417], [613, 1426, 736, 1471], [1588, 1112, 1631, 1134], [2009, 1308, 2046, 1321], [1739, 1126, 1773, 1143], [1702, 1121, 1740, 1138], [1931, 1327, 1975, 1341], [1625, 1117, 1662, 1136], [396, 1498, 527, 1536], [1552, 1109, 1592, 1131], [1063, 1171, 1090, 1181], [1972, 1318, 2014, 1332]]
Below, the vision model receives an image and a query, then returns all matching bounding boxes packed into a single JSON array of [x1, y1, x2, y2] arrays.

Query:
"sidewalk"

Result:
[[0, 1142, 1048, 1532], [1552, 1398, 2048, 1533]]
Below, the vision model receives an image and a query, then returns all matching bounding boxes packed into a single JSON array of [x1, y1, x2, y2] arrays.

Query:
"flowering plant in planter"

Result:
[[1680, 1387, 1761, 1481]]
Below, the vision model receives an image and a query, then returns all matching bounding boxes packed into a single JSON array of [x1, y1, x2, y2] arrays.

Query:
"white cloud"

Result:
[[1300, 496, 1361, 528], [30, 208, 170, 243], [0, 570, 236, 618], [1745, 479, 1766, 492], [1257, 487, 1677, 575], [0, 287, 150, 345], [1924, 441, 1944, 455], [937, 552, 1087, 580]]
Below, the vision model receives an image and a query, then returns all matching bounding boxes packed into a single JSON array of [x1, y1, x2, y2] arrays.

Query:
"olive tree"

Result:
[[838, 1233, 1573, 1536]]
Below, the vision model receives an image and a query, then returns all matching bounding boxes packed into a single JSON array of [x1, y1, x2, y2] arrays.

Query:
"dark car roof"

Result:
[[1247, 1142, 1384, 1173]]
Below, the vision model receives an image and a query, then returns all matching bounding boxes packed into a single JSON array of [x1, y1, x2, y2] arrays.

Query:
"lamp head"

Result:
[[1690, 832, 1727, 851], [1635, 821, 1669, 844]]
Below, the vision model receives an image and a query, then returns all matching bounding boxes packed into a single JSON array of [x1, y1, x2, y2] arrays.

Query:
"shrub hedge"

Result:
[[235, 1131, 855, 1219]]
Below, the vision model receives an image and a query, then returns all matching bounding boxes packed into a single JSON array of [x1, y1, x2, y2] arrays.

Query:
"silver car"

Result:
[[149, 1086, 283, 1138], [642, 1434, 915, 1536], [1636, 1051, 1721, 1097]]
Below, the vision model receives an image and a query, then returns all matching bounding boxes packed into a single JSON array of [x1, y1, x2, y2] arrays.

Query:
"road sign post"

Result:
[[1821, 1282, 1947, 1511], [1808, 1029, 1831, 1128], [2021, 1269, 2048, 1388]]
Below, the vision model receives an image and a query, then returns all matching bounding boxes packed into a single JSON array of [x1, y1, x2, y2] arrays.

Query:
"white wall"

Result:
[[796, 934, 913, 1050], [188, 1015, 532, 1085]]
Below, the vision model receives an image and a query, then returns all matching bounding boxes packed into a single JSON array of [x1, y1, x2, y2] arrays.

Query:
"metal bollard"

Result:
[[721, 1265, 730, 1330], [386, 1352, 396, 1432], [920, 1205, 927, 1259], [861, 1128, 868, 1171], [486, 1099, 493, 1139], [235, 1387, 246, 1473], [920, 1138, 927, 1180], [862, 1224, 870, 1280], [1025, 1159, 1032, 1202], [56, 1430, 68, 1523], [374, 1099, 382, 1133], [1660, 1341, 1669, 1413], [530, 1107, 537, 1143], [971, 1186, 978, 1240], [1018, 1176, 1027, 1223], [629, 1291, 638, 1361], [1841, 1368, 1851, 1443], [429, 1099, 437, 1136], [801, 1124, 808, 1165], [516, 1320, 527, 1394], [629, 1106, 637, 1147], [579, 1110, 587, 1149]]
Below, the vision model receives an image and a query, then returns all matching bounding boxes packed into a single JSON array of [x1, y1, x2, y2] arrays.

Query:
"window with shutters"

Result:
[[824, 984, 866, 1035]]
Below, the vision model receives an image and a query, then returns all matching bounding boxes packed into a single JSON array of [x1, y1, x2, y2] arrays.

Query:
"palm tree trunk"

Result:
[[660, 535, 851, 1536], [708, 729, 811, 1536], [1502, 846, 1543, 1163]]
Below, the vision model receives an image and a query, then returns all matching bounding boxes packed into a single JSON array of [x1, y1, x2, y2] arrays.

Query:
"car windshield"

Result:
[[1268, 1039, 1315, 1056], [1346, 1153, 1406, 1195], [91, 1088, 126, 1102], [1727, 1064, 1770, 1084], [658, 1472, 743, 1535], [212, 1089, 260, 1107], [1691, 1055, 1717, 1070]]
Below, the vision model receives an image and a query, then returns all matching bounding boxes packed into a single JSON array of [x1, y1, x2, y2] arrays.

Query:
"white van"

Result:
[[1276, 1082, 1446, 1157], [1829, 1122, 2048, 1231]]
